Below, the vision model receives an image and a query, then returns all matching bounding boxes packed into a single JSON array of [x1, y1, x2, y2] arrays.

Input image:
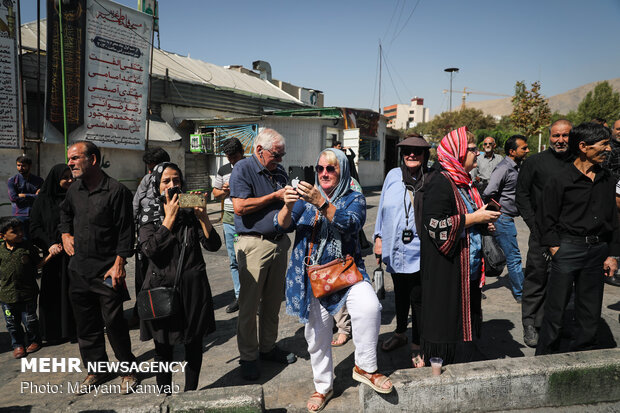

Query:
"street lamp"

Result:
[[444, 67, 459, 111]]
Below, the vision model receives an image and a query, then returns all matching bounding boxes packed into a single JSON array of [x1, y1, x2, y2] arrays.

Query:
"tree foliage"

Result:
[[409, 107, 496, 139], [510, 81, 551, 138], [571, 81, 620, 124]]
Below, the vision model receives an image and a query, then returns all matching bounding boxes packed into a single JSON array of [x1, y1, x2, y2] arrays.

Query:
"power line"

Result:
[[380, 0, 402, 45], [381, 51, 413, 101], [369, 44, 380, 110], [390, 0, 422, 48], [381, 47, 404, 104]]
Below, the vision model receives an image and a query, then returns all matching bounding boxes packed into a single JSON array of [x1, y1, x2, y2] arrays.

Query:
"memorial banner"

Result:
[[45, 0, 87, 143], [0, 0, 20, 148], [83, 0, 152, 149]]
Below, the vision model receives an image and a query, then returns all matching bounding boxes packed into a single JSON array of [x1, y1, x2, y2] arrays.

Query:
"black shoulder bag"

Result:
[[137, 226, 188, 320]]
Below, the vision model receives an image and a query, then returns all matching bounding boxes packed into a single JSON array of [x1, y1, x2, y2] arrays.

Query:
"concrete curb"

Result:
[[59, 384, 264, 412], [360, 348, 620, 412]]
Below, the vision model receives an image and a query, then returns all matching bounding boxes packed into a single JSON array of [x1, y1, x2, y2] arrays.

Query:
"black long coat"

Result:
[[420, 171, 482, 365], [139, 211, 221, 345]]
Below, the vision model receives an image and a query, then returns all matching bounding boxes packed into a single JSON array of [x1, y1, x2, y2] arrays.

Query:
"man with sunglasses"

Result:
[[516, 119, 573, 348], [229, 128, 296, 381], [470, 137, 502, 193]]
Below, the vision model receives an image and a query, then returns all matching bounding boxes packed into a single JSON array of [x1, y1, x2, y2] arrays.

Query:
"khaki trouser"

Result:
[[333, 306, 351, 336], [235, 234, 291, 361]]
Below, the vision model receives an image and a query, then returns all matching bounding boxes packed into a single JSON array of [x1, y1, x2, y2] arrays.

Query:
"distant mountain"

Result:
[[467, 78, 620, 117]]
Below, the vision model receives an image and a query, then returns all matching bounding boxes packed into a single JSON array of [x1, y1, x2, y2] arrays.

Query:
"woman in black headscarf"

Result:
[[138, 162, 221, 392], [30, 163, 76, 344]]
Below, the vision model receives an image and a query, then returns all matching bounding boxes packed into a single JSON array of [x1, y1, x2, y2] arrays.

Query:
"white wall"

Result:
[[260, 117, 337, 171], [356, 119, 386, 187]]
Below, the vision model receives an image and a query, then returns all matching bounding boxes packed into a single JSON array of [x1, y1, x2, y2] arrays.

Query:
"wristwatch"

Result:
[[319, 199, 329, 211]]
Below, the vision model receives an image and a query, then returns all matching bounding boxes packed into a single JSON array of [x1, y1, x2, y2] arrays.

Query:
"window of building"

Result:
[[359, 138, 380, 161], [324, 127, 340, 148]]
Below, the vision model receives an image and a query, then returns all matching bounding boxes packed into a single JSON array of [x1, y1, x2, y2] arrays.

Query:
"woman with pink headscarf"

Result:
[[419, 127, 500, 365]]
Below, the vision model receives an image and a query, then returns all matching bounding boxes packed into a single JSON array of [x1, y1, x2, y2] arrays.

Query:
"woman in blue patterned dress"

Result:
[[275, 148, 392, 412]]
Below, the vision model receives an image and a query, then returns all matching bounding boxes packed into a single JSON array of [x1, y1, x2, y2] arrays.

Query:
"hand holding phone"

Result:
[[486, 199, 501, 212]]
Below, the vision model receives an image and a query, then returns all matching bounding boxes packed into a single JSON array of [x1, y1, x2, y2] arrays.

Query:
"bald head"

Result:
[[482, 137, 496, 156]]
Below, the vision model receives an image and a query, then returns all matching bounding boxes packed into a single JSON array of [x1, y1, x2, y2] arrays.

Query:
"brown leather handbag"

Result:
[[306, 211, 364, 298]]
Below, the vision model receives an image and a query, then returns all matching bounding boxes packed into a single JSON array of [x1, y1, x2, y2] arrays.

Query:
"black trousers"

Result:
[[68, 270, 135, 371], [132, 252, 148, 316], [535, 242, 607, 355], [522, 234, 550, 329], [154, 338, 203, 392], [391, 272, 422, 345]]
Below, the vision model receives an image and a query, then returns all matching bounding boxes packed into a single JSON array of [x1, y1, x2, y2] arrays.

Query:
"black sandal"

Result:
[[381, 333, 408, 352]]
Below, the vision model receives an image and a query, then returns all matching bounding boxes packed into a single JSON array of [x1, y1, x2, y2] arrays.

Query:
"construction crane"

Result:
[[442, 87, 511, 109]]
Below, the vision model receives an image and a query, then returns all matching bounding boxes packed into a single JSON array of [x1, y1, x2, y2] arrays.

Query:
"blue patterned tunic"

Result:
[[274, 190, 371, 323]]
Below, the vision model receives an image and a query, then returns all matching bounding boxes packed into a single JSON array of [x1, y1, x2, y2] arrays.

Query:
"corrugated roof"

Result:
[[20, 19, 303, 104]]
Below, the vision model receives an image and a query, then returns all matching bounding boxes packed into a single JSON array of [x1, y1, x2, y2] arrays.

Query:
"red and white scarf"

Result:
[[437, 126, 484, 208], [437, 126, 484, 342]]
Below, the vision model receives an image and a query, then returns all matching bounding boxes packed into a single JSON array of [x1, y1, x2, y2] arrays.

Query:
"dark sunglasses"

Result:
[[467, 147, 479, 153], [316, 165, 337, 173], [401, 147, 425, 156], [267, 148, 286, 158]]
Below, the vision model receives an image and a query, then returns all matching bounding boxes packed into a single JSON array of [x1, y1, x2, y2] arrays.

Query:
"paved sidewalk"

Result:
[[0, 191, 619, 412]]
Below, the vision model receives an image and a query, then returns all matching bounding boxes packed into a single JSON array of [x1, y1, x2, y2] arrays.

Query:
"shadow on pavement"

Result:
[[479, 318, 525, 359]]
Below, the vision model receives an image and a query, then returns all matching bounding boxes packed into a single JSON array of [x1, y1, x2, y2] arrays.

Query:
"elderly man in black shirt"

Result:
[[59, 141, 137, 391], [535, 123, 619, 355], [516, 119, 573, 347]]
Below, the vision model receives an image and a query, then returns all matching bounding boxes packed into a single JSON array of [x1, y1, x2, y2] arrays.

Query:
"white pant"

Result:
[[305, 281, 382, 394]]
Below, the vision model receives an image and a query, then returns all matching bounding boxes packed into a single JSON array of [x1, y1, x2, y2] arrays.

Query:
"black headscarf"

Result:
[[399, 149, 435, 232], [400, 147, 429, 192], [30, 163, 71, 248], [137, 162, 186, 228]]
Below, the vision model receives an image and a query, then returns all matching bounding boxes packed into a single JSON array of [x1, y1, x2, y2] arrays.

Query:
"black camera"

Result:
[[402, 229, 414, 244]]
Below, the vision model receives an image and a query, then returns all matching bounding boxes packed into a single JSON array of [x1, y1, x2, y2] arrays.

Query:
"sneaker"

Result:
[[524, 325, 538, 348], [120, 374, 139, 394], [26, 342, 41, 354], [13, 346, 26, 359], [259, 346, 297, 364], [226, 298, 239, 313], [240, 359, 260, 381]]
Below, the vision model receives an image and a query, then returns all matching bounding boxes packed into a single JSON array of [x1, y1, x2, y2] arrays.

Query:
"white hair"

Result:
[[253, 128, 285, 151]]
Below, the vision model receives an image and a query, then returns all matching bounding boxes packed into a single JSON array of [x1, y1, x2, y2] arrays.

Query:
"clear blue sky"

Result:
[[20, 0, 620, 118]]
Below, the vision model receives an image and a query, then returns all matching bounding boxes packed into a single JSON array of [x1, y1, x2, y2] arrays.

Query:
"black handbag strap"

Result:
[[172, 226, 188, 289]]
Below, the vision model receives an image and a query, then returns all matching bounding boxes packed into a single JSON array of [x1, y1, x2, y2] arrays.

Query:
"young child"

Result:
[[0, 217, 53, 358]]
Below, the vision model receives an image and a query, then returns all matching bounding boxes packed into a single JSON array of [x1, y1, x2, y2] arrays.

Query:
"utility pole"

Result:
[[444, 67, 459, 111], [378, 43, 382, 114]]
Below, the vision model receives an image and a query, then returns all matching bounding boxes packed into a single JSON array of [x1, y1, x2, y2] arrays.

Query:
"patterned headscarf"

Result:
[[315, 148, 351, 203], [437, 126, 483, 208], [313, 148, 352, 262], [137, 162, 185, 228]]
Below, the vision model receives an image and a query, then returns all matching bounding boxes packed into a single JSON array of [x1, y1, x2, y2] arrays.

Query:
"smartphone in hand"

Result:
[[486, 199, 501, 212]]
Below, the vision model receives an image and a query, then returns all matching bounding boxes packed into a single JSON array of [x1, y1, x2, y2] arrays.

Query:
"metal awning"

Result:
[[148, 120, 182, 142]]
